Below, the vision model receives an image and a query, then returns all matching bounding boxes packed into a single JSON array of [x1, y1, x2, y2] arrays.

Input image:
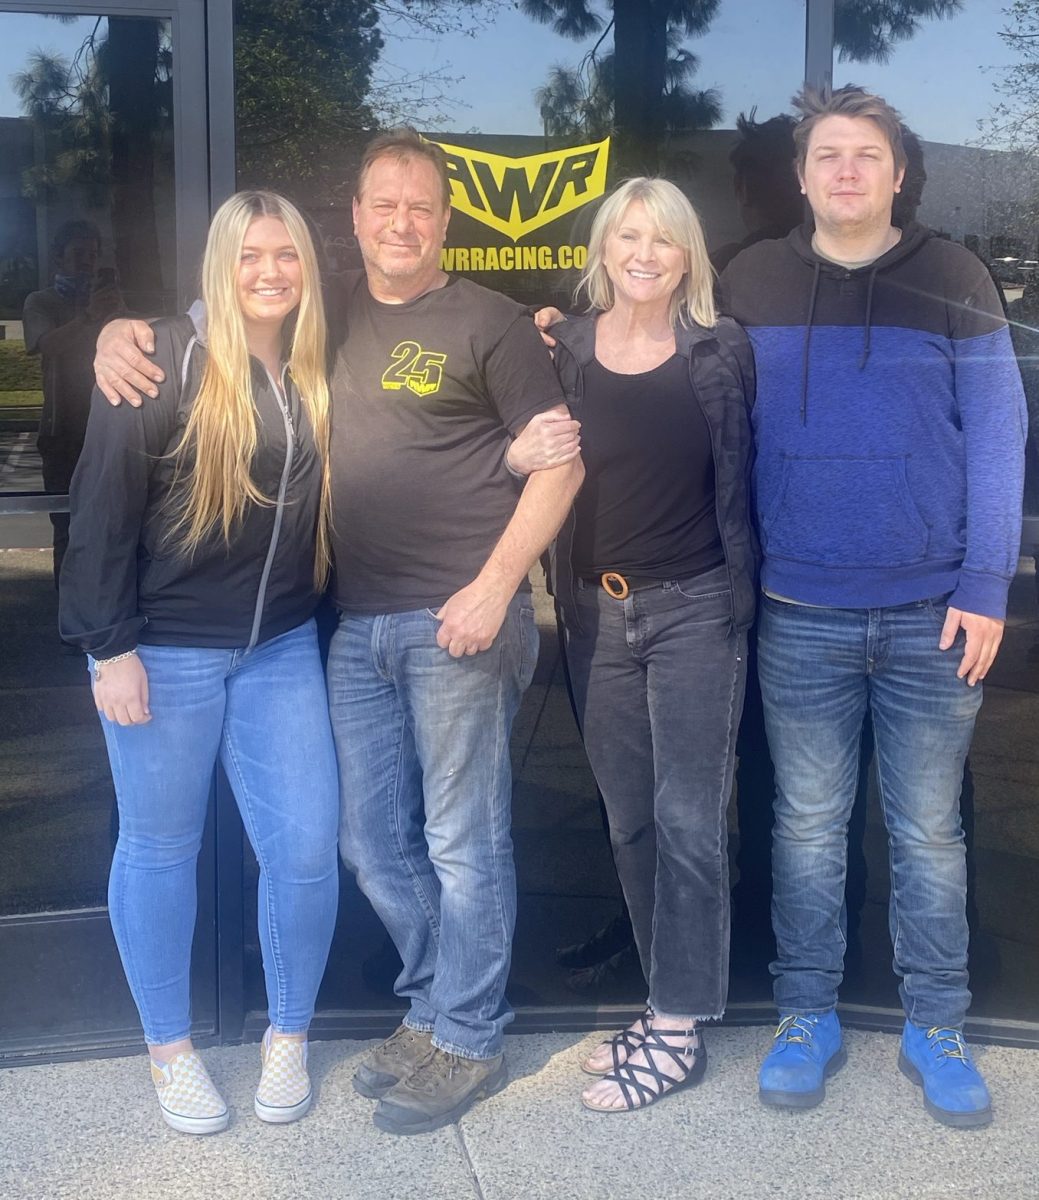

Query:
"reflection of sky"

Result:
[[832, 0, 1015, 145], [377, 0, 803, 134], [374, 0, 1015, 144], [0, 2, 1018, 145], [0, 14, 103, 118]]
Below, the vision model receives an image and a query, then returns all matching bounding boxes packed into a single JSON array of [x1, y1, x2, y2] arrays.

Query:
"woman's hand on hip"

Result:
[[94, 654, 152, 725]]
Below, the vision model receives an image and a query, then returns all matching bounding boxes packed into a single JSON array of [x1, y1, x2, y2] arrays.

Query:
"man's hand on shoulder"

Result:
[[95, 318, 164, 407], [939, 606, 1005, 686], [433, 579, 512, 658]]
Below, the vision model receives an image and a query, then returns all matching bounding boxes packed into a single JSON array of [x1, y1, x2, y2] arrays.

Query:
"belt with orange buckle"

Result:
[[584, 572, 662, 600]]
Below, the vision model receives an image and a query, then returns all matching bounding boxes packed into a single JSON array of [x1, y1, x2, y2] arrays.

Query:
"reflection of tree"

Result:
[[107, 21, 169, 296], [13, 2, 512, 235], [535, 29, 721, 146], [370, 0, 505, 123], [13, 18, 171, 300], [985, 2, 1039, 157], [523, 1, 963, 172], [235, 0, 381, 196], [522, 1, 722, 173], [240, 2, 514, 194], [835, 0, 963, 62]]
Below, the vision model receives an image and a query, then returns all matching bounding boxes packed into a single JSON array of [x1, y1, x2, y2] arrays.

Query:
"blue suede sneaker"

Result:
[[898, 1022, 992, 1128], [758, 1011, 847, 1109]]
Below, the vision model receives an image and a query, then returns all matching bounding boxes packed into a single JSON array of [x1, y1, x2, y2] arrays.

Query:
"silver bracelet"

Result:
[[93, 649, 138, 680]]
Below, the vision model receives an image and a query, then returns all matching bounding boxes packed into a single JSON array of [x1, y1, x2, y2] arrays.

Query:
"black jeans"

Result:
[[563, 563, 747, 1019]]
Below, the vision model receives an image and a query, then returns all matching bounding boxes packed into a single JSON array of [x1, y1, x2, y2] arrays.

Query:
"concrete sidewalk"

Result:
[[2, 1027, 1036, 1200]]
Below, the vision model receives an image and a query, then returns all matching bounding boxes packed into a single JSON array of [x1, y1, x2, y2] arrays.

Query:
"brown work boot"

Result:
[[373, 1047, 507, 1135], [352, 1024, 433, 1099]]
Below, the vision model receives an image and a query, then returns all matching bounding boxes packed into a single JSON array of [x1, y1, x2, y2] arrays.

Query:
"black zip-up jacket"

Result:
[[60, 314, 323, 658], [547, 312, 759, 632]]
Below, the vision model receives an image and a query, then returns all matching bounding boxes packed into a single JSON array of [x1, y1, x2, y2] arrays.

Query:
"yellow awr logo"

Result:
[[433, 137, 610, 242]]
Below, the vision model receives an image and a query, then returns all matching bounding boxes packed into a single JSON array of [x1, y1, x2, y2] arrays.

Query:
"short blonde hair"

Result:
[[575, 177, 716, 329]]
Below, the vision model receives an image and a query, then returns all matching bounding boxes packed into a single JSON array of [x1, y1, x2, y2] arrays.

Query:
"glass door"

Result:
[[0, 0, 218, 1062]]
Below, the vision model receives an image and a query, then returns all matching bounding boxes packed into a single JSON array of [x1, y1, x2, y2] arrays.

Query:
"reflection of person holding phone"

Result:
[[23, 220, 124, 586]]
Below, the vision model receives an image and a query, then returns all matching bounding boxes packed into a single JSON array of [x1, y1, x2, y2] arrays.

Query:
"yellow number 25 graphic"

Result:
[[381, 340, 448, 398]]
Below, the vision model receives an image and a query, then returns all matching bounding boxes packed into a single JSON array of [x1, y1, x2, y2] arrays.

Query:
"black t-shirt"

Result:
[[328, 272, 566, 613], [572, 353, 723, 579]]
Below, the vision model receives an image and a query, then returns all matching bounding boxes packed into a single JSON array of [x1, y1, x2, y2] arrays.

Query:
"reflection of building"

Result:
[[914, 142, 1039, 257], [653, 130, 1039, 264]]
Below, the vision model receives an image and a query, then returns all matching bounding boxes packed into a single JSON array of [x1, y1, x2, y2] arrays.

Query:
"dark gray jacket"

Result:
[[547, 312, 759, 632], [60, 314, 323, 658]]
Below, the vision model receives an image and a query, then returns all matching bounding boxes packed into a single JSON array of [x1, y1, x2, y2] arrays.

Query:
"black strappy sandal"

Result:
[[581, 1025, 707, 1111], [580, 1008, 654, 1077]]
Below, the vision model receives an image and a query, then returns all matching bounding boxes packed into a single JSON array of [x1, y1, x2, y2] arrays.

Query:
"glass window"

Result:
[[832, 1, 1039, 1026], [233, 0, 809, 1020], [0, 12, 177, 917]]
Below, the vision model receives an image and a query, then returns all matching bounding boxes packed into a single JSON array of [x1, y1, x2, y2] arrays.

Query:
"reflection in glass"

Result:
[[233, 0, 1039, 1033], [235, 1, 809, 1020], [1, 13, 175, 485], [820, 0, 1039, 1027], [0, 13, 176, 918], [0, 548, 114, 915]]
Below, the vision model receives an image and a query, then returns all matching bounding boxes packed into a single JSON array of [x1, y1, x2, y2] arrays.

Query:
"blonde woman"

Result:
[[60, 191, 338, 1134], [513, 178, 757, 1111]]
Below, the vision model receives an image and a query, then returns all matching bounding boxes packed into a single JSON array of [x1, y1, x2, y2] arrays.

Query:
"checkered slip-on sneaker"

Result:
[[150, 1051, 229, 1135], [255, 1027, 312, 1123]]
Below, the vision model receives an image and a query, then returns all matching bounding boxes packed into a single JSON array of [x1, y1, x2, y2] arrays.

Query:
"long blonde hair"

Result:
[[576, 177, 717, 329], [169, 190, 332, 589]]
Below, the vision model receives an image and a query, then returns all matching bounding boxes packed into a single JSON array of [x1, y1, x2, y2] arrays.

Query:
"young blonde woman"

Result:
[[60, 191, 339, 1134], [513, 178, 757, 1111]]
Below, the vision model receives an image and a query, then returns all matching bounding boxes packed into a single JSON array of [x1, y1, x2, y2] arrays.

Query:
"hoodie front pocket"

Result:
[[761, 455, 929, 568]]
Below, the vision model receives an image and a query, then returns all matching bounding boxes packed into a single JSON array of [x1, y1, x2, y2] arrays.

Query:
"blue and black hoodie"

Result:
[[719, 221, 1027, 619]]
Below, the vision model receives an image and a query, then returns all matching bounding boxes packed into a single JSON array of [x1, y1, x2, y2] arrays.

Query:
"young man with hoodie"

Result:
[[718, 85, 1026, 1129]]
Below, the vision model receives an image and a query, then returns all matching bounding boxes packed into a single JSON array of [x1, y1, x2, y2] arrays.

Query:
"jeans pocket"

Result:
[[670, 562, 730, 603], [672, 582, 731, 603]]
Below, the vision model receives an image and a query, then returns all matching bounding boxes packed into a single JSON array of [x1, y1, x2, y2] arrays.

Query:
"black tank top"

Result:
[[572, 353, 724, 579]]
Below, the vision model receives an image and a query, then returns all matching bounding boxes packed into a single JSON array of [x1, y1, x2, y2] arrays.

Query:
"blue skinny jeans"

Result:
[[96, 619, 340, 1045]]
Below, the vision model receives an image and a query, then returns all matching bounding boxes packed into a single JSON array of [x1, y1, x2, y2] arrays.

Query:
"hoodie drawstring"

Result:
[[800, 259, 821, 425], [801, 260, 880, 422], [860, 266, 878, 369]]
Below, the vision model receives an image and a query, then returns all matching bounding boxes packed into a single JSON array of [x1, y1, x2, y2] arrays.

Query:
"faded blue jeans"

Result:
[[97, 620, 340, 1045], [758, 594, 982, 1028], [563, 564, 747, 1020], [328, 596, 538, 1059]]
